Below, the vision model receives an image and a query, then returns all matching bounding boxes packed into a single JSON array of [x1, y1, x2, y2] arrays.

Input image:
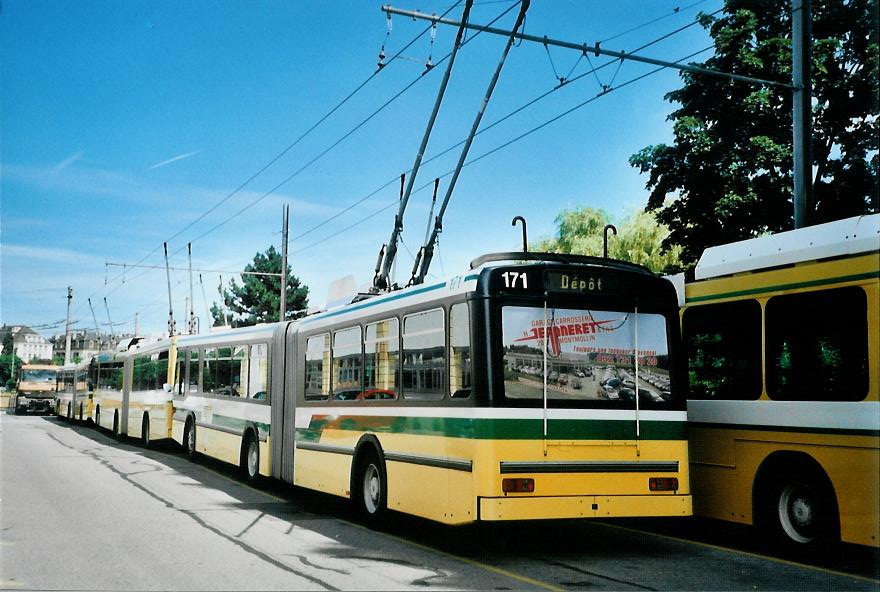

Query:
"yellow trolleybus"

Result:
[[55, 360, 92, 422], [91, 338, 175, 446], [171, 252, 691, 525], [682, 214, 879, 548]]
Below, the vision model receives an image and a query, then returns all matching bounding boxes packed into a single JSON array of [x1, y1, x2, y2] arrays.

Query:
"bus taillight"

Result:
[[649, 477, 678, 492], [502, 478, 535, 493]]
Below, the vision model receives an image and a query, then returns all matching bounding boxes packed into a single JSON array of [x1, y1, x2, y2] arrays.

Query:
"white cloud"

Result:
[[148, 150, 201, 170], [1, 243, 104, 266]]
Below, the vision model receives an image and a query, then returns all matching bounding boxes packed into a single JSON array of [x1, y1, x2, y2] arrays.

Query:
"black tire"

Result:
[[79, 403, 84, 423], [95, 407, 101, 431], [112, 411, 122, 441], [141, 414, 151, 448], [67, 403, 72, 423], [353, 448, 388, 527], [765, 473, 838, 550], [183, 418, 196, 457], [240, 432, 260, 484]]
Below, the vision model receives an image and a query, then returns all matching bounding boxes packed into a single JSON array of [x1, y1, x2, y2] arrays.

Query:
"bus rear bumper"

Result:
[[479, 493, 692, 521]]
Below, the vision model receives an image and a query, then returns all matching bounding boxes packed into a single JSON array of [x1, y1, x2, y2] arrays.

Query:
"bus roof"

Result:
[[695, 214, 880, 280], [20, 364, 58, 371]]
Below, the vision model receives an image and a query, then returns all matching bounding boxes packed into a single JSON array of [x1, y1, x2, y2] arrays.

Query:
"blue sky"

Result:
[[1, 0, 722, 338]]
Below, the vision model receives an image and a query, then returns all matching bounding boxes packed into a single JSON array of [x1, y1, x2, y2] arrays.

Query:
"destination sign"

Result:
[[545, 271, 617, 294]]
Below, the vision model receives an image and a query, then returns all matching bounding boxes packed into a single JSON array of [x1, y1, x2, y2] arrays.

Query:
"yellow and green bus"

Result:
[[54, 360, 92, 422], [167, 252, 689, 524], [96, 252, 691, 526], [682, 213, 879, 548]]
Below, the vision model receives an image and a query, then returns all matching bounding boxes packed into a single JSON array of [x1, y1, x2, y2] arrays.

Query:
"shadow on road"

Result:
[[37, 414, 880, 583]]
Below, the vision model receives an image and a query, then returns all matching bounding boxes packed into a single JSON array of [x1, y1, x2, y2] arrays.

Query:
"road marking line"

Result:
[[601, 522, 880, 585]]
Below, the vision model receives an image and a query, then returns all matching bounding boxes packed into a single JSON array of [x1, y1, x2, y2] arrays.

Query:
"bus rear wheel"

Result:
[[183, 419, 196, 457], [354, 448, 387, 528], [112, 411, 122, 441], [240, 433, 259, 484], [95, 407, 101, 430]]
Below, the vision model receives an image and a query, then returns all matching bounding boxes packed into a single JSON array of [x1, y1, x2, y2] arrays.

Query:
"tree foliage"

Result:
[[212, 246, 309, 328], [0, 354, 23, 390], [630, 0, 878, 266], [533, 207, 683, 273]]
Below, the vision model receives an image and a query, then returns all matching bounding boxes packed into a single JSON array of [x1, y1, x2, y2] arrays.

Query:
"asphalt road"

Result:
[[2, 413, 878, 591]]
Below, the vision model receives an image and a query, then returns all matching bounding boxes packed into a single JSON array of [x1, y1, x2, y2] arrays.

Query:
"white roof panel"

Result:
[[695, 214, 880, 280]]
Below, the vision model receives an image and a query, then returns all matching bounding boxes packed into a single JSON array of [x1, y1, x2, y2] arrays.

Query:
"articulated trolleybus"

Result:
[[683, 214, 879, 548], [169, 252, 691, 525]]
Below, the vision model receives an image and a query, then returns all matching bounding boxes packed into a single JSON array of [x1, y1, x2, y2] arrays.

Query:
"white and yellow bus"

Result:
[[170, 252, 691, 525], [91, 338, 175, 446], [55, 360, 92, 422], [170, 326, 272, 482], [682, 214, 879, 548]]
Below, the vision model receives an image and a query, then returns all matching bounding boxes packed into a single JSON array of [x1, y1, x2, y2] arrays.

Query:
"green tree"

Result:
[[630, 0, 878, 267], [2, 330, 14, 356], [0, 354, 23, 390], [212, 246, 309, 328], [533, 207, 683, 273]]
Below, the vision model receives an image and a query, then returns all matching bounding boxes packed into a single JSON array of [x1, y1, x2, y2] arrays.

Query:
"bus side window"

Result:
[[333, 327, 363, 401], [249, 343, 269, 401], [683, 300, 762, 400], [403, 309, 446, 400], [766, 287, 868, 402], [365, 318, 399, 401], [176, 349, 186, 396], [203, 348, 217, 394], [305, 334, 330, 401], [449, 303, 472, 399], [189, 349, 200, 393]]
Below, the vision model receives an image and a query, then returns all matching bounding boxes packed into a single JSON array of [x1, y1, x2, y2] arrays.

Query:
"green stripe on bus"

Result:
[[686, 271, 879, 303], [296, 416, 685, 441], [209, 413, 270, 435]]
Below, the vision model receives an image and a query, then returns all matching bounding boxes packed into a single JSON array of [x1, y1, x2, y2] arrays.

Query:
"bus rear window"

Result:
[[501, 306, 673, 405]]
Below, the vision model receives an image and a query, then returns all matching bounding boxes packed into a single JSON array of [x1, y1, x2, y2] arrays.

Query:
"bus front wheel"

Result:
[[765, 473, 838, 550], [354, 448, 387, 527]]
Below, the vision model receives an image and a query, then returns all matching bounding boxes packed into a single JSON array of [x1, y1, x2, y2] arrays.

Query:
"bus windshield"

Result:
[[502, 305, 673, 405], [21, 369, 56, 382]]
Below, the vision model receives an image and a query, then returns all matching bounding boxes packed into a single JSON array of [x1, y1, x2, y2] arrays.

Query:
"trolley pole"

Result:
[[792, 0, 812, 229], [64, 287, 73, 365], [280, 204, 289, 322]]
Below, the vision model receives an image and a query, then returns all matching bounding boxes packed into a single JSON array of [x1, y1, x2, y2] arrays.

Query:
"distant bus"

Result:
[[55, 360, 92, 422], [168, 252, 691, 525], [15, 364, 58, 415], [682, 214, 879, 548], [91, 341, 174, 447]]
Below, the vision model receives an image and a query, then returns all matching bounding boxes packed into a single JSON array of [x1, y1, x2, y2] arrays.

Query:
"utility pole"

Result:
[[280, 204, 289, 322], [792, 0, 812, 228], [64, 287, 73, 365]]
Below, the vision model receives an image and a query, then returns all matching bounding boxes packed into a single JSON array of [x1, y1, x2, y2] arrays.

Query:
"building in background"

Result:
[[0, 325, 53, 362]]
